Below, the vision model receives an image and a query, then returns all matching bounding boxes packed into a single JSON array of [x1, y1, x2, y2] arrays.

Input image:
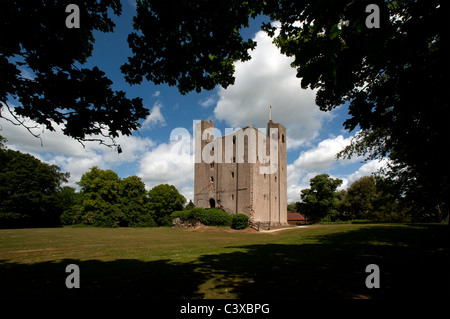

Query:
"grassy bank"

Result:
[[0, 224, 448, 299]]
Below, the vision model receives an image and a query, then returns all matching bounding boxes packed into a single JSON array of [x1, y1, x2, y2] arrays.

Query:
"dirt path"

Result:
[[259, 225, 309, 233]]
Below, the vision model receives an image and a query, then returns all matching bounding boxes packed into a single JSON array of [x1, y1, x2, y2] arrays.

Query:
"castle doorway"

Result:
[[209, 198, 215, 208]]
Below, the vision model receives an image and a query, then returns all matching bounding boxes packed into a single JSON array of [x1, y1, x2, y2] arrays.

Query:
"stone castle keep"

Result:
[[194, 120, 288, 227]]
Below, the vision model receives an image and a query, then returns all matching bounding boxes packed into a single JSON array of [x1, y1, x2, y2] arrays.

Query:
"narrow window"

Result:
[[282, 134, 285, 143], [231, 172, 234, 178], [233, 157, 236, 163], [232, 194, 234, 200], [210, 176, 214, 182]]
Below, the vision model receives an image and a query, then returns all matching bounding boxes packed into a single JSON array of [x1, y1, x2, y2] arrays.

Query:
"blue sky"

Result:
[[1, 1, 387, 203]]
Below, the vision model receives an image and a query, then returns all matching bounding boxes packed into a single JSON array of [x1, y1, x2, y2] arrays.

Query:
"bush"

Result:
[[171, 210, 194, 221], [171, 208, 233, 227], [231, 213, 249, 230], [193, 208, 233, 226]]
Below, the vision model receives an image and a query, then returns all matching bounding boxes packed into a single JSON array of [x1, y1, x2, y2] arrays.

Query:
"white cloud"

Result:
[[1, 104, 155, 187], [343, 158, 390, 187], [138, 141, 194, 201], [285, 134, 387, 203], [142, 101, 166, 128], [293, 135, 359, 171], [199, 94, 217, 108], [213, 28, 328, 149]]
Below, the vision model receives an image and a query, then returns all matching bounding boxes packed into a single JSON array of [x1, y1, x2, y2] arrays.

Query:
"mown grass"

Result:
[[0, 224, 448, 299]]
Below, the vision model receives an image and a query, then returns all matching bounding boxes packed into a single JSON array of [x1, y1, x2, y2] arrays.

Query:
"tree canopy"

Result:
[[70, 167, 186, 227], [75, 166, 159, 227], [297, 174, 437, 223], [77, 166, 124, 226], [0, 0, 148, 146], [300, 174, 343, 221], [0, 138, 69, 227], [148, 184, 186, 226]]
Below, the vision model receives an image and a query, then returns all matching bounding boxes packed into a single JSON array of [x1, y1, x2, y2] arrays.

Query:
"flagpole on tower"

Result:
[[269, 104, 272, 121]]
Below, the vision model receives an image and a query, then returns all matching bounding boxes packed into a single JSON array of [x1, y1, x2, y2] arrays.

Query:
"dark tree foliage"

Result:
[[123, 0, 448, 215], [122, 0, 259, 94], [0, 0, 149, 146], [0, 143, 69, 228], [58, 186, 82, 225]]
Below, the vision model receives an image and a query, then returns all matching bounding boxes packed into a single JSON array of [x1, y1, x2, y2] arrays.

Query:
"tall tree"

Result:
[[0, 0, 149, 146], [147, 184, 186, 226], [119, 175, 155, 227], [0, 137, 69, 227], [77, 166, 123, 226], [300, 174, 342, 221], [123, 0, 448, 214], [346, 176, 377, 220]]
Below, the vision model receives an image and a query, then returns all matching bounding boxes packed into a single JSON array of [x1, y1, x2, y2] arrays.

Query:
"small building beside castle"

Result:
[[194, 119, 288, 227]]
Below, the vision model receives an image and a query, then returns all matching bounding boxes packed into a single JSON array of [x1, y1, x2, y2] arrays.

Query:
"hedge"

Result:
[[231, 213, 249, 230], [171, 207, 233, 227]]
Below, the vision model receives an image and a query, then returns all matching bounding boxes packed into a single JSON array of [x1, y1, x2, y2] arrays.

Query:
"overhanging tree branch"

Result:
[[0, 100, 43, 146]]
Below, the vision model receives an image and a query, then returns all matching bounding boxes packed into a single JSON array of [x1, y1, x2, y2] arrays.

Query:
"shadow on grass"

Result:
[[0, 258, 205, 299], [197, 224, 449, 299], [0, 224, 448, 299]]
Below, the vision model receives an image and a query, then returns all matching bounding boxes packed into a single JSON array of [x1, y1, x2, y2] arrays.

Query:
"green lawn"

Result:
[[0, 224, 448, 299]]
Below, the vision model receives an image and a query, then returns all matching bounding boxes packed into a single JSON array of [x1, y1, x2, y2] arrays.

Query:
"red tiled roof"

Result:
[[287, 213, 306, 221]]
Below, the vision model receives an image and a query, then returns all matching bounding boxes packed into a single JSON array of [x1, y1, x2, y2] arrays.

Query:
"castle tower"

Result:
[[194, 120, 288, 227]]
